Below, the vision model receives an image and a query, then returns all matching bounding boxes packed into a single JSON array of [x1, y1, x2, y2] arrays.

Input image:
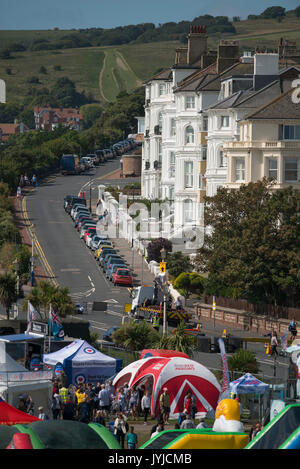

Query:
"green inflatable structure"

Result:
[[0, 421, 121, 449]]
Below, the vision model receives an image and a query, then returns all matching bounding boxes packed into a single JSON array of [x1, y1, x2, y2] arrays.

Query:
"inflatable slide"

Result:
[[245, 404, 300, 449]]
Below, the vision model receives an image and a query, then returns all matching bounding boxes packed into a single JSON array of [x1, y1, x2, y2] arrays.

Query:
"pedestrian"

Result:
[[129, 387, 139, 420], [288, 318, 297, 341], [152, 313, 160, 332], [113, 412, 128, 449], [24, 174, 29, 186], [151, 424, 164, 439], [175, 297, 182, 311], [159, 388, 170, 425], [98, 384, 110, 416], [62, 394, 76, 421], [76, 386, 86, 405], [141, 390, 151, 425], [38, 406, 48, 421], [59, 384, 68, 406], [180, 413, 195, 429], [93, 409, 106, 426], [52, 393, 62, 420], [126, 426, 138, 450], [271, 332, 279, 356], [32, 174, 38, 187], [184, 390, 197, 419], [19, 175, 24, 188], [252, 422, 262, 439], [77, 397, 91, 424], [17, 186, 22, 199], [196, 418, 208, 429], [117, 387, 127, 413]]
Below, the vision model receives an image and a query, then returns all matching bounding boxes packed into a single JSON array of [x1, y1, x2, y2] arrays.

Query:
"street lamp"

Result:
[[160, 247, 168, 336], [13, 258, 20, 297], [30, 224, 35, 287]]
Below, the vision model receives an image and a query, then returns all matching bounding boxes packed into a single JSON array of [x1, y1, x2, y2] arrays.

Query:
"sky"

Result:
[[0, 0, 299, 30]]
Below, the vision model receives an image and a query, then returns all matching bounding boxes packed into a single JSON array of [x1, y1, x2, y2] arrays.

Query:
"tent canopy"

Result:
[[0, 397, 40, 426], [230, 373, 269, 395], [43, 339, 122, 385], [113, 356, 221, 418], [140, 349, 189, 360]]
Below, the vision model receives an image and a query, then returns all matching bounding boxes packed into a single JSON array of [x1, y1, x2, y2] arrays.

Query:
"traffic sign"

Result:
[[160, 262, 166, 273]]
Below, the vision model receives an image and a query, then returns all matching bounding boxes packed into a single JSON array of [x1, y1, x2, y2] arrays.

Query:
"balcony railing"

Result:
[[224, 140, 300, 149]]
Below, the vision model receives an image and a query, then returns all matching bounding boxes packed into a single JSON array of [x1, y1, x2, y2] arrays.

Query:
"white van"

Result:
[[131, 285, 163, 313]]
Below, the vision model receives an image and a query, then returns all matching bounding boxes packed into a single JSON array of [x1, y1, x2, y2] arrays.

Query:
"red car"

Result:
[[84, 227, 96, 243], [113, 268, 133, 286]]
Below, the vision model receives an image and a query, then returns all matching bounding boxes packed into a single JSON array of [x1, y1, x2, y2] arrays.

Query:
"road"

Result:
[[20, 158, 291, 382], [24, 158, 133, 337]]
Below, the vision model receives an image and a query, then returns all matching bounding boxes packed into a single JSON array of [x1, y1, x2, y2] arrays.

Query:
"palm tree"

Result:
[[0, 273, 17, 320], [113, 320, 159, 351], [227, 349, 259, 380], [154, 321, 196, 356], [22, 280, 74, 321]]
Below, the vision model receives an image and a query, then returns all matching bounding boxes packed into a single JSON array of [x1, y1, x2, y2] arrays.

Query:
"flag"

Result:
[[25, 301, 38, 333], [49, 304, 64, 340], [218, 337, 230, 393], [281, 331, 288, 351]]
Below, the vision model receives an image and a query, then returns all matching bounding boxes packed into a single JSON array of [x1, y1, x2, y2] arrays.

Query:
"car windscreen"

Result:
[[116, 270, 130, 276]]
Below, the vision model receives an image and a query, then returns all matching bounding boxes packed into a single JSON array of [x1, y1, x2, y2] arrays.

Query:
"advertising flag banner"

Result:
[[49, 305, 65, 340], [25, 302, 38, 334], [218, 338, 230, 393]]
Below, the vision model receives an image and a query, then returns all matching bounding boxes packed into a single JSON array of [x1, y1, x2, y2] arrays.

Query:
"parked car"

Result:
[[95, 245, 115, 260], [74, 209, 91, 222], [105, 258, 125, 276], [103, 326, 119, 342], [77, 217, 94, 231], [75, 304, 84, 314], [65, 196, 86, 214], [90, 235, 109, 251], [87, 153, 100, 166], [113, 268, 133, 286], [80, 223, 97, 239], [60, 154, 82, 175], [103, 255, 123, 273], [84, 227, 96, 243], [64, 195, 73, 210], [81, 156, 94, 168], [75, 215, 93, 229], [94, 150, 105, 164], [103, 149, 113, 160], [99, 250, 118, 268], [79, 158, 89, 171], [71, 203, 89, 219], [107, 262, 127, 281]]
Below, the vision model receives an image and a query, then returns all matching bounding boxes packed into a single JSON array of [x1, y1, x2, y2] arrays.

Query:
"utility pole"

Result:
[[30, 224, 35, 287], [160, 247, 168, 336]]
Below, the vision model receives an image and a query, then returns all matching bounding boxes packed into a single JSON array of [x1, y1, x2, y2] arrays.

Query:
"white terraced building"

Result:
[[141, 27, 300, 249]]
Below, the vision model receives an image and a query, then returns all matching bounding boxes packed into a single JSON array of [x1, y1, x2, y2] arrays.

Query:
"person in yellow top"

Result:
[[152, 313, 160, 332], [76, 386, 86, 405]]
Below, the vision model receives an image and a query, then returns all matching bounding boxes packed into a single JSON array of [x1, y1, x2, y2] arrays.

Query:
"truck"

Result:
[[136, 304, 192, 327], [60, 154, 82, 175], [130, 285, 164, 314]]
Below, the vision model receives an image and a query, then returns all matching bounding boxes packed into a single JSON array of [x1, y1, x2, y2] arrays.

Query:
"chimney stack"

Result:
[[253, 53, 279, 90], [217, 40, 240, 74], [187, 25, 207, 65]]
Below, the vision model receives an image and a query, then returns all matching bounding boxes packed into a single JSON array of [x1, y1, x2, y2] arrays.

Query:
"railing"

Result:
[[224, 140, 300, 149]]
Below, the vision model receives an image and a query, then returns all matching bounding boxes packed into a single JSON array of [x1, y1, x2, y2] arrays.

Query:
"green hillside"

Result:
[[0, 16, 300, 104]]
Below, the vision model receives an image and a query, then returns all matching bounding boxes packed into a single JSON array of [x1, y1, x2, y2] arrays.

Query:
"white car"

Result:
[[91, 235, 109, 250], [71, 204, 88, 219]]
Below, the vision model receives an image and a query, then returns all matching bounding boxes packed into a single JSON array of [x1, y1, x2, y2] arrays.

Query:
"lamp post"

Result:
[[30, 224, 35, 287], [13, 258, 19, 297], [160, 247, 168, 336]]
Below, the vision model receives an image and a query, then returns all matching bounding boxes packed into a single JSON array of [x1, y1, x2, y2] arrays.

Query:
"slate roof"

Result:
[[244, 87, 300, 120]]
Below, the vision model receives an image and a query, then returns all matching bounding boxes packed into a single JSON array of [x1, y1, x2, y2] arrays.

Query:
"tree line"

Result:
[[0, 16, 236, 58]]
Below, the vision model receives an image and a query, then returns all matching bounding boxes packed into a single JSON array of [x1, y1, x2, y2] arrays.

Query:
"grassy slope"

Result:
[[0, 17, 300, 104]]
